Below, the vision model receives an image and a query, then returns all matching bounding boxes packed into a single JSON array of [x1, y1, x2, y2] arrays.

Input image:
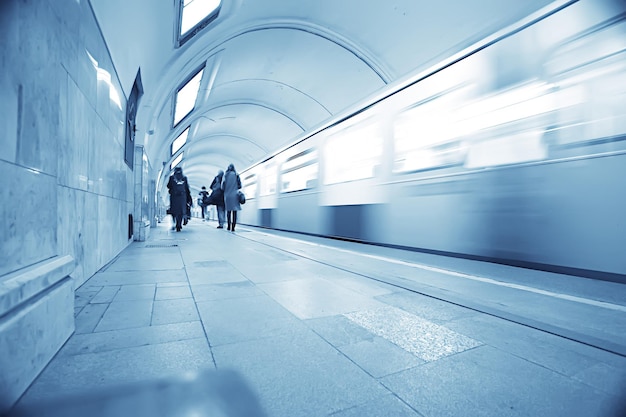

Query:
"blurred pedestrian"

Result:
[[209, 170, 226, 228], [221, 163, 242, 231], [198, 186, 209, 221], [166, 166, 191, 232]]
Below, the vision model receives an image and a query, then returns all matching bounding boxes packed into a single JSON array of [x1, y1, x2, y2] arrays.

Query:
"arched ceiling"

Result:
[[90, 0, 555, 198]]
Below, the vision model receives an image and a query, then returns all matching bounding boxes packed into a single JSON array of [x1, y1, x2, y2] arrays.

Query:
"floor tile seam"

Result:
[[208, 326, 313, 351], [102, 268, 186, 273], [488, 341, 606, 383], [184, 255, 218, 368], [57, 335, 212, 359], [56, 326, 208, 357], [303, 318, 419, 376], [77, 300, 113, 334], [302, 326, 424, 416], [376, 379, 429, 416]]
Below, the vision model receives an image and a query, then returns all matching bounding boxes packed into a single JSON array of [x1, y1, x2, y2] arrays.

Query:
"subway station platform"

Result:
[[11, 219, 626, 417]]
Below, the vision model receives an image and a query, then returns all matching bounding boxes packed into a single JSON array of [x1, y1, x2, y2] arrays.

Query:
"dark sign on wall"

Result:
[[124, 69, 144, 169]]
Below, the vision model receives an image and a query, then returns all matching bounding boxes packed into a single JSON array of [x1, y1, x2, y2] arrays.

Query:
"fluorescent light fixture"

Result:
[[174, 68, 204, 126], [180, 0, 221, 36], [171, 127, 189, 155], [170, 152, 183, 170]]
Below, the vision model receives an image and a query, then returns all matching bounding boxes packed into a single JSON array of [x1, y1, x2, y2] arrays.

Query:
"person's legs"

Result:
[[217, 205, 225, 228], [231, 211, 237, 231], [227, 211, 232, 231], [201, 205, 206, 221], [183, 205, 190, 225], [175, 214, 183, 231]]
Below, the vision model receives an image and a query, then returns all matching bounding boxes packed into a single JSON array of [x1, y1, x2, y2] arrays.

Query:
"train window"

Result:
[[545, 19, 626, 147], [173, 66, 204, 127], [280, 149, 318, 192], [242, 173, 257, 200], [171, 127, 189, 156], [393, 85, 470, 173], [177, 0, 221, 48], [324, 123, 382, 185], [259, 163, 277, 196]]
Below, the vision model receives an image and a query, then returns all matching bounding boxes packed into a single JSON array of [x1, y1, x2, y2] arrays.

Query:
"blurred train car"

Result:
[[238, 0, 626, 282]]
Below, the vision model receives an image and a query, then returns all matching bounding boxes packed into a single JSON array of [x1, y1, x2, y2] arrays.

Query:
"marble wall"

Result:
[[0, 0, 133, 285], [134, 146, 152, 241], [0, 0, 135, 409]]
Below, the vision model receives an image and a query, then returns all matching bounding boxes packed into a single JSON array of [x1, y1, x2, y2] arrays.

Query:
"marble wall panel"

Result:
[[134, 147, 144, 218], [14, 0, 66, 176], [47, 0, 81, 80], [57, 186, 86, 284], [76, 1, 103, 111], [0, 277, 74, 411], [0, 1, 18, 65], [58, 76, 91, 191], [0, 160, 57, 278], [59, 188, 106, 289], [0, 2, 19, 165], [96, 196, 132, 273], [0, 77, 19, 165], [133, 147, 152, 224], [88, 115, 108, 196]]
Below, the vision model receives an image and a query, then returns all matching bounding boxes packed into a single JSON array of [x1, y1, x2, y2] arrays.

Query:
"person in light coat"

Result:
[[221, 163, 242, 231]]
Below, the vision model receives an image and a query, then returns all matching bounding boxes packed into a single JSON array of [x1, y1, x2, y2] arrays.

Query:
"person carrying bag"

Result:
[[209, 170, 226, 228]]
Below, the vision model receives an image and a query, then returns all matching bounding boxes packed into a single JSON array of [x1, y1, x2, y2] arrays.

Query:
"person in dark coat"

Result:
[[221, 163, 242, 231], [167, 166, 191, 232], [209, 170, 226, 228], [198, 186, 209, 221]]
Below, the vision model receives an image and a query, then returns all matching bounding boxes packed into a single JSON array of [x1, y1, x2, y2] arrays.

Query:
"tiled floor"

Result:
[[13, 219, 626, 417]]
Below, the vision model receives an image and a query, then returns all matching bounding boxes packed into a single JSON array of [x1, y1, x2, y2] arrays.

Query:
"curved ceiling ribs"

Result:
[[145, 20, 389, 199]]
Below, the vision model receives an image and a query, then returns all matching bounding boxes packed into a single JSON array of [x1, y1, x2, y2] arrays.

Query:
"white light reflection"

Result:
[[86, 50, 123, 110]]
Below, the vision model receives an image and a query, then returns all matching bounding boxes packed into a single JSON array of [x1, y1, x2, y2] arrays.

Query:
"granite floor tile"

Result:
[[337, 336, 425, 378], [155, 285, 192, 300], [113, 284, 156, 301], [380, 345, 617, 417], [331, 393, 421, 417], [74, 303, 109, 334], [259, 277, 386, 320], [186, 265, 248, 286], [107, 253, 184, 271], [89, 286, 120, 303], [191, 281, 263, 302], [151, 298, 199, 325], [196, 295, 303, 346], [345, 306, 482, 362], [444, 313, 612, 381], [212, 328, 391, 417], [85, 270, 188, 286], [74, 288, 100, 308], [94, 300, 153, 332], [18, 338, 216, 406], [305, 315, 376, 348]]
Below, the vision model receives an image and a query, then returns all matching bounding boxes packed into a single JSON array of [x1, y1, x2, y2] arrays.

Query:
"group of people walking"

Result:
[[167, 163, 243, 232]]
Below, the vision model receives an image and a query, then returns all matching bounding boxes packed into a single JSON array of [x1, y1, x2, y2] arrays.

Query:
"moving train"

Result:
[[238, 0, 626, 282]]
